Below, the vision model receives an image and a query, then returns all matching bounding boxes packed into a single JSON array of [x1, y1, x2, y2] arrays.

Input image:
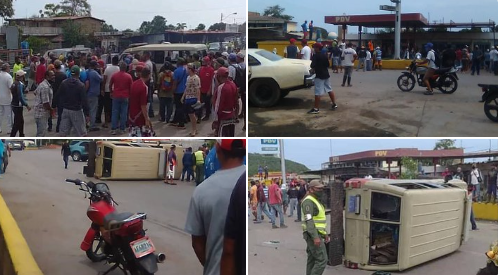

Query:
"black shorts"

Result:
[[184, 103, 195, 115]]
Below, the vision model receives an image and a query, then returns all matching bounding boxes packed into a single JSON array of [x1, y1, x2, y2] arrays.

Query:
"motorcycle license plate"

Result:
[[130, 236, 155, 258]]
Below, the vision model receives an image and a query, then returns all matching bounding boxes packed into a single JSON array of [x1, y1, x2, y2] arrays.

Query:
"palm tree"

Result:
[[176, 23, 187, 31]]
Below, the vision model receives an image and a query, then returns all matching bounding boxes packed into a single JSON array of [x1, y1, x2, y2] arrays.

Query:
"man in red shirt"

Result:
[[109, 62, 133, 135], [198, 56, 215, 121], [35, 57, 47, 85], [268, 179, 287, 229], [128, 67, 151, 134], [213, 67, 238, 137]]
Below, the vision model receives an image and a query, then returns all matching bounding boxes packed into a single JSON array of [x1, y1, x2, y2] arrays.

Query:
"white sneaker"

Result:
[[111, 130, 117, 135]]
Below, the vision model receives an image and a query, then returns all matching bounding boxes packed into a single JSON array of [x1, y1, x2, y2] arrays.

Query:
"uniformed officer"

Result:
[[301, 180, 329, 275]]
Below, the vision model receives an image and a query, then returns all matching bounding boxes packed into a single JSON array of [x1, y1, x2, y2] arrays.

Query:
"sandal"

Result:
[[189, 132, 197, 137], [424, 91, 434, 95]]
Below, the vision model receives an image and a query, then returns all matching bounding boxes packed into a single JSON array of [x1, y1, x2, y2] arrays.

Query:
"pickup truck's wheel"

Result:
[[249, 79, 281, 107]]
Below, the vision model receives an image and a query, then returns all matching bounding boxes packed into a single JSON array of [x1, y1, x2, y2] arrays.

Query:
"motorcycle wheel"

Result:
[[85, 236, 107, 262], [484, 94, 498, 123], [438, 75, 458, 94], [397, 74, 415, 92]]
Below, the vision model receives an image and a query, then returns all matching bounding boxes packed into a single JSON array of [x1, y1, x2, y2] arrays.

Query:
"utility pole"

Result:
[[280, 139, 286, 186], [393, 0, 401, 59]]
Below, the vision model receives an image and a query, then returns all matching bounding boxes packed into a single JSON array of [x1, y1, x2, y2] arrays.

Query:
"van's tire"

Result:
[[249, 79, 281, 107], [72, 151, 81, 161]]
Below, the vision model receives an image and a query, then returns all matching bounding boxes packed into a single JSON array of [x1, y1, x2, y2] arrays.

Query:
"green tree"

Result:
[[263, 5, 293, 21], [60, 0, 91, 16], [208, 22, 226, 31], [61, 20, 87, 47], [43, 3, 66, 17], [195, 23, 206, 31], [102, 23, 117, 32], [434, 139, 457, 150], [166, 24, 176, 30], [25, 36, 51, 54], [176, 22, 187, 31], [139, 15, 167, 34], [400, 157, 418, 179], [0, 0, 15, 18]]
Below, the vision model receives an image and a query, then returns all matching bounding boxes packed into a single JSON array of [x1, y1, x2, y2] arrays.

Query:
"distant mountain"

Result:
[[248, 153, 310, 176]]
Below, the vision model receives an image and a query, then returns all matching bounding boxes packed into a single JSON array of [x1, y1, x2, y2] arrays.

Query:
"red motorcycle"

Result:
[[66, 179, 165, 275]]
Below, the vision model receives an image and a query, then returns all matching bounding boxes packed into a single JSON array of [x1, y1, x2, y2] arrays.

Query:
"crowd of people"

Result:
[[1, 47, 246, 137]]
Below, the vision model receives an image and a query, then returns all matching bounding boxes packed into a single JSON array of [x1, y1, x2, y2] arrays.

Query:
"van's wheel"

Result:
[[72, 152, 81, 161], [249, 79, 281, 107], [85, 236, 106, 262], [484, 94, 498, 122]]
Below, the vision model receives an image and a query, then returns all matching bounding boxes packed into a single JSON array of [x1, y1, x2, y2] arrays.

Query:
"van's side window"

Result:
[[370, 192, 401, 222], [153, 51, 165, 64]]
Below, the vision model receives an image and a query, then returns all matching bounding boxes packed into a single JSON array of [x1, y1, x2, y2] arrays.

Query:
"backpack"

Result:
[[230, 64, 246, 93], [160, 72, 173, 92]]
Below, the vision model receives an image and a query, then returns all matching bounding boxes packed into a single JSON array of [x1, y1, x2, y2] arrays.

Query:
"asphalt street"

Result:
[[249, 69, 498, 137], [248, 209, 497, 275], [1, 93, 245, 137], [0, 148, 204, 275]]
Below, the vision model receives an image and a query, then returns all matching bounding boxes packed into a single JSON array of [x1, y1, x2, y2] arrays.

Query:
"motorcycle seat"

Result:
[[435, 67, 452, 74], [103, 212, 134, 231]]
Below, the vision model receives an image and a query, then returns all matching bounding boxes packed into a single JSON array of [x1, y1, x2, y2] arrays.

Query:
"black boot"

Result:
[[341, 75, 347, 86], [347, 77, 351, 86]]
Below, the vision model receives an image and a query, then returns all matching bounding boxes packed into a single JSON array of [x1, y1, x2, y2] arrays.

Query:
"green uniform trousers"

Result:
[[195, 164, 205, 186], [303, 232, 327, 275]]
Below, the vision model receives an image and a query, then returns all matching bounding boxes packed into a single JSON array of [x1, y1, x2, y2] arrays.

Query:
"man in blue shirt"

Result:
[[172, 58, 188, 128], [85, 60, 102, 131], [301, 20, 308, 39], [181, 147, 194, 182]]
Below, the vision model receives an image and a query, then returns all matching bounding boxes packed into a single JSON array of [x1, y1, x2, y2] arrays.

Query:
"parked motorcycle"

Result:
[[480, 84, 498, 123], [66, 178, 165, 275], [397, 60, 459, 94]]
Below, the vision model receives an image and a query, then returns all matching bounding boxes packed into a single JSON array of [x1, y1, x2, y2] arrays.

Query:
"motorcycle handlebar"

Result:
[[65, 179, 82, 185]]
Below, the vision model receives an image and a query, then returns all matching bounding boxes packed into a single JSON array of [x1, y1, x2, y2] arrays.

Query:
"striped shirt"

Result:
[[263, 186, 269, 199]]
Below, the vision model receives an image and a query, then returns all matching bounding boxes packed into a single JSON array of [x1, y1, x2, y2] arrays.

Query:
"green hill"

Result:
[[248, 153, 310, 176]]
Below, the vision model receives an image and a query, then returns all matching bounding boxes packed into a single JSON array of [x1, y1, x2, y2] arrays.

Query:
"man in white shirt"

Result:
[[300, 39, 312, 60], [416, 42, 438, 95], [491, 46, 498, 75], [341, 43, 357, 87], [366, 50, 372, 71], [0, 63, 13, 134]]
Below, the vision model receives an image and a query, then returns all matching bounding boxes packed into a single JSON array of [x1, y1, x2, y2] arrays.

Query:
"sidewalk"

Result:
[[248, 211, 496, 275]]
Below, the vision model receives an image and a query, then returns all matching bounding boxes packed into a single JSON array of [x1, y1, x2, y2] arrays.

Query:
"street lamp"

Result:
[[391, 0, 401, 59], [221, 12, 237, 23]]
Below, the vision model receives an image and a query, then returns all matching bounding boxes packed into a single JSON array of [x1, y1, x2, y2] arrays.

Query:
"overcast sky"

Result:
[[249, 0, 498, 33], [248, 139, 498, 170], [12, 0, 246, 31]]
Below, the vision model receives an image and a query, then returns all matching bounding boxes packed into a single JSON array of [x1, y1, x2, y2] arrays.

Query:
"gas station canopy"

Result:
[[325, 13, 428, 28]]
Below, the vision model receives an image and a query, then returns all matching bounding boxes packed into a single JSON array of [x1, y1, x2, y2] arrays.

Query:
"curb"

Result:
[[0, 191, 43, 275]]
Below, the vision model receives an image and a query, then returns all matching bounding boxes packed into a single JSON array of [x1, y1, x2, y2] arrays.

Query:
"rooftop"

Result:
[[7, 16, 105, 22]]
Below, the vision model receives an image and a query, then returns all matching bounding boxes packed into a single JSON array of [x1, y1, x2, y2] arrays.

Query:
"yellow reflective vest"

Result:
[[301, 195, 327, 236], [194, 151, 204, 165]]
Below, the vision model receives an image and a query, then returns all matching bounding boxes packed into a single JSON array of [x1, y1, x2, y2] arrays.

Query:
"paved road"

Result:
[[0, 148, 204, 275], [2, 93, 245, 137], [248, 211, 497, 275], [249, 69, 498, 137]]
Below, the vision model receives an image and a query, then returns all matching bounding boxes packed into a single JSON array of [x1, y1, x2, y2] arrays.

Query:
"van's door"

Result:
[[461, 193, 472, 244], [158, 150, 166, 178]]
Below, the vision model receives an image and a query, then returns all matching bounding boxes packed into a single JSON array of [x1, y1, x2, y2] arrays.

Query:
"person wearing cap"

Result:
[[301, 20, 308, 39], [416, 43, 438, 95], [373, 46, 383, 71], [471, 45, 484, 76], [10, 70, 31, 137], [199, 56, 215, 121], [0, 62, 13, 134], [301, 180, 329, 275], [27, 56, 37, 92], [33, 70, 55, 137], [58, 65, 90, 137], [300, 39, 312, 60], [284, 39, 300, 59], [213, 66, 238, 136], [182, 63, 201, 136], [85, 60, 103, 131], [171, 58, 188, 129], [13, 56, 24, 76], [109, 61, 133, 135], [164, 144, 177, 185], [227, 53, 239, 82], [185, 139, 246, 275], [52, 60, 67, 133], [268, 177, 288, 229], [143, 52, 155, 118], [341, 42, 357, 87], [357, 46, 367, 72], [180, 147, 193, 182], [308, 43, 338, 114]]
